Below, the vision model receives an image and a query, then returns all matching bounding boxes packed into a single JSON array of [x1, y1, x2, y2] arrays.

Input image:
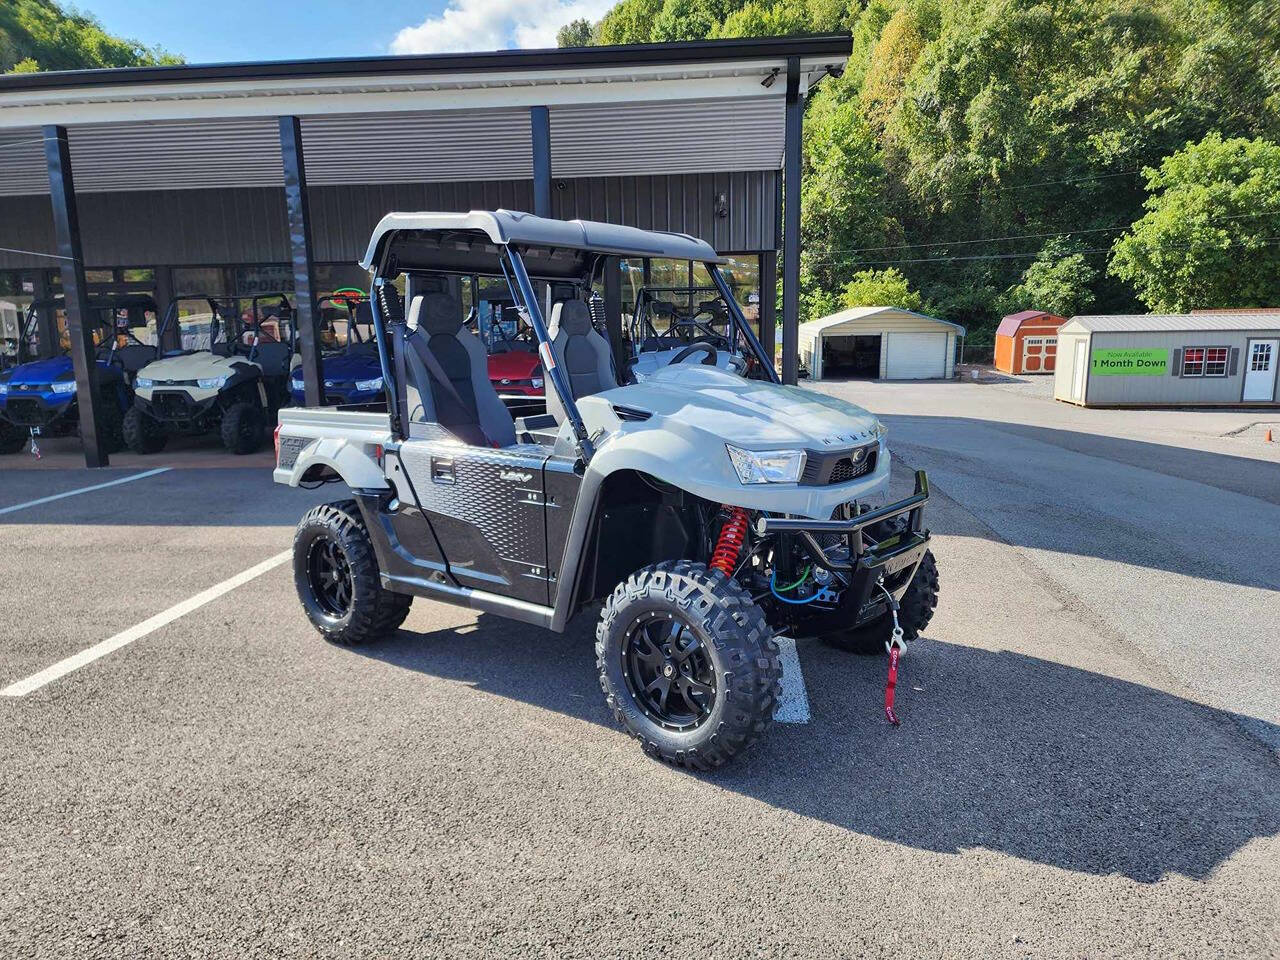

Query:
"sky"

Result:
[[81, 0, 616, 63]]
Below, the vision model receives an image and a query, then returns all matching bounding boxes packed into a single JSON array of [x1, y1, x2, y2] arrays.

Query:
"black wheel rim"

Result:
[[307, 535, 354, 617], [621, 613, 717, 731]]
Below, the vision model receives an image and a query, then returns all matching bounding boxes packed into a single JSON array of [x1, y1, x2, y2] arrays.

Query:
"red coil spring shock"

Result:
[[710, 505, 749, 576]]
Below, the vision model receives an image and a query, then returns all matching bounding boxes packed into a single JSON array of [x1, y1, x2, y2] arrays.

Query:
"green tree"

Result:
[[1109, 133, 1280, 311], [840, 267, 926, 311], [1, 0, 180, 73], [557, 18, 596, 47], [1001, 237, 1099, 317], [595, 0, 664, 44]]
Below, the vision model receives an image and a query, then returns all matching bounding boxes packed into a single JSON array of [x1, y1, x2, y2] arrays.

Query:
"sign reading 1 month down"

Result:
[[1091, 348, 1168, 376]]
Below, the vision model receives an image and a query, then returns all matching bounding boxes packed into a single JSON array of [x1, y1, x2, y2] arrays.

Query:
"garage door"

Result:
[[885, 332, 947, 379]]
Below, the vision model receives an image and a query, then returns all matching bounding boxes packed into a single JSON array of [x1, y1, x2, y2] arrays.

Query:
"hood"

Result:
[[2, 354, 76, 385], [599, 364, 879, 448], [488, 350, 541, 380], [292, 351, 382, 384], [139, 351, 249, 381]]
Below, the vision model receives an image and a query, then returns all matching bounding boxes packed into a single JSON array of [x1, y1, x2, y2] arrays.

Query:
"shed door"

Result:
[[884, 332, 946, 379], [1243, 339, 1278, 401], [1071, 341, 1087, 402]]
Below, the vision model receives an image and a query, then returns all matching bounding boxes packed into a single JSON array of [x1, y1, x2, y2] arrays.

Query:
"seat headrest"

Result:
[[419, 293, 462, 336], [554, 300, 593, 337]]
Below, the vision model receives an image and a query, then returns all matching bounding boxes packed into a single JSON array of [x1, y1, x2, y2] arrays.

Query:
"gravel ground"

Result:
[[0, 389, 1277, 958]]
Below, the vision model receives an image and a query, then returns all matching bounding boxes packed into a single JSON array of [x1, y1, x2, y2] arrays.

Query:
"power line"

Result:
[[806, 209, 1280, 259], [805, 236, 1280, 269]]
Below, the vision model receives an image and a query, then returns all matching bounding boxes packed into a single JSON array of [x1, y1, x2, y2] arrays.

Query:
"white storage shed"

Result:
[[799, 306, 964, 380]]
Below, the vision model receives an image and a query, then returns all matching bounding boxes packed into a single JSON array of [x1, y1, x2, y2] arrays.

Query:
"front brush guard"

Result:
[[757, 470, 931, 616]]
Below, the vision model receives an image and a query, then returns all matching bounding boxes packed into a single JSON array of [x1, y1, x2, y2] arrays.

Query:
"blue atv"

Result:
[[288, 296, 384, 407], [0, 295, 158, 455]]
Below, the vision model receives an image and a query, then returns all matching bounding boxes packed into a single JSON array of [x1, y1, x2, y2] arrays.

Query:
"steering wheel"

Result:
[[669, 340, 720, 366]]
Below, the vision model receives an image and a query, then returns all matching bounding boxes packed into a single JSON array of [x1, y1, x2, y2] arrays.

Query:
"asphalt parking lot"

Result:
[[2, 385, 1278, 959]]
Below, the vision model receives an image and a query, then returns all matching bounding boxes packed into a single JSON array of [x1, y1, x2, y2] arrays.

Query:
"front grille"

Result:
[[152, 389, 196, 420], [801, 445, 877, 485], [3, 397, 48, 427]]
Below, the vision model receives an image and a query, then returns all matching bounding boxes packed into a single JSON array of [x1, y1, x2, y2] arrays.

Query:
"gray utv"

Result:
[[273, 210, 939, 770]]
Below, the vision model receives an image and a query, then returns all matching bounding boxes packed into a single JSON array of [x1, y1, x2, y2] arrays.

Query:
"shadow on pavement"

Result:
[[353, 613, 1280, 885]]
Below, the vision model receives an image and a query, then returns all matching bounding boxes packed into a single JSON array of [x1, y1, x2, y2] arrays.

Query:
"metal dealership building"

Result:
[[0, 35, 850, 467]]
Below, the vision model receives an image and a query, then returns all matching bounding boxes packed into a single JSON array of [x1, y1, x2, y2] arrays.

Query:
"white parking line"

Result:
[[773, 637, 811, 723], [1, 549, 292, 697], [0, 467, 171, 517]]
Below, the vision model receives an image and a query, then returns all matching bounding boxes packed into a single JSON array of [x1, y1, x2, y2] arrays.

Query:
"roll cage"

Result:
[[156, 292, 297, 362], [364, 221, 777, 465]]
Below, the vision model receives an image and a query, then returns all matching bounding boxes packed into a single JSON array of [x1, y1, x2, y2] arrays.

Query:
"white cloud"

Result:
[[390, 0, 615, 55]]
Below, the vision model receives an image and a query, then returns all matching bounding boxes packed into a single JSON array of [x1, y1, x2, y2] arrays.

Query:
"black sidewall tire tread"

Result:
[[221, 401, 264, 455], [122, 404, 167, 454], [293, 499, 412, 646], [825, 548, 940, 653], [96, 390, 126, 454], [596, 560, 782, 771], [0, 418, 25, 454]]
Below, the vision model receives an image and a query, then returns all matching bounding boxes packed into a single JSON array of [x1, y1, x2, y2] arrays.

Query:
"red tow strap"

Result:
[[884, 645, 901, 726]]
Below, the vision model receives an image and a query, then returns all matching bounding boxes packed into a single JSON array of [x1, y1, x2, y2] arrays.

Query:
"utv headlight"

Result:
[[531, 377, 544, 389], [726, 444, 805, 484], [290, 378, 304, 391], [197, 376, 227, 390], [0, 382, 9, 395], [355, 377, 384, 392], [135, 377, 153, 390], [50, 381, 77, 395]]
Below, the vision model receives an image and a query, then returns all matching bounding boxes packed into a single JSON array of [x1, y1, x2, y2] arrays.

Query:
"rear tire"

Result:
[[0, 418, 25, 454], [293, 499, 412, 646], [220, 400, 264, 454], [596, 561, 781, 770], [123, 405, 167, 454]]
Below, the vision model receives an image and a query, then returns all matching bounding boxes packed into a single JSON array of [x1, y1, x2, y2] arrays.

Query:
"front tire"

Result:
[[293, 499, 412, 646], [96, 389, 126, 454], [220, 400, 264, 454], [596, 561, 782, 770], [825, 548, 940, 654], [0, 418, 25, 454], [123, 405, 167, 454]]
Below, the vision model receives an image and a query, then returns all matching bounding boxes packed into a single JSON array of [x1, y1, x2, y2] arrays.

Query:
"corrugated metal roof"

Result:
[[798, 305, 966, 336], [0, 97, 787, 196], [1064, 313, 1280, 333]]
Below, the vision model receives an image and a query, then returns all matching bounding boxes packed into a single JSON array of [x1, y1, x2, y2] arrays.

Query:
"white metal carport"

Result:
[[799, 306, 963, 380]]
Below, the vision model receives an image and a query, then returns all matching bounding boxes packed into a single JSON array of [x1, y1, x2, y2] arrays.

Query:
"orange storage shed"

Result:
[[995, 310, 1065, 374]]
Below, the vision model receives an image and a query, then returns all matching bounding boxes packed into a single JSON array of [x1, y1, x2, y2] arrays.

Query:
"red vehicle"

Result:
[[480, 304, 544, 413], [487, 347, 543, 401]]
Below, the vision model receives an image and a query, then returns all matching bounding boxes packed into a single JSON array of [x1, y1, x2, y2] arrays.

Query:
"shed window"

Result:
[[1182, 347, 1205, 376], [1182, 346, 1229, 377], [1204, 347, 1229, 377]]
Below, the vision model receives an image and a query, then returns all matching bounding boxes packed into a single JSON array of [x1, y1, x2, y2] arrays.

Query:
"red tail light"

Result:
[[273, 424, 281, 463]]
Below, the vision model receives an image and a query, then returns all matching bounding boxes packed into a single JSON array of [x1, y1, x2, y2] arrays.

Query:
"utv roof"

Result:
[[360, 209, 724, 273]]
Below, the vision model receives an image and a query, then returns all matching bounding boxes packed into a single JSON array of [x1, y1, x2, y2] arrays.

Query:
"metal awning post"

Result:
[[44, 124, 108, 468], [780, 56, 803, 386], [530, 106, 552, 218], [760, 250, 777, 373], [602, 256, 625, 375], [279, 116, 323, 408]]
